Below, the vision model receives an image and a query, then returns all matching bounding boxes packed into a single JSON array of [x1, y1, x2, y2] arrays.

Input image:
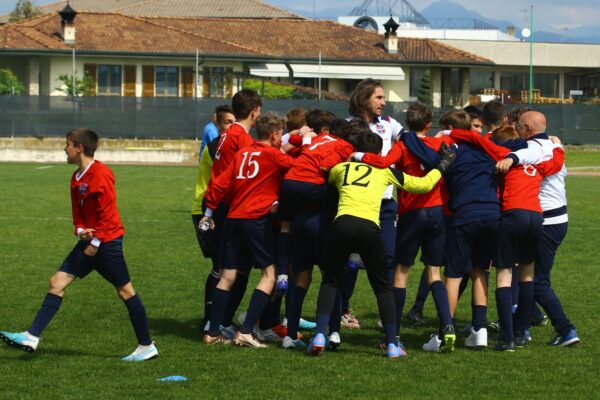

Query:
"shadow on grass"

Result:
[[148, 317, 204, 342]]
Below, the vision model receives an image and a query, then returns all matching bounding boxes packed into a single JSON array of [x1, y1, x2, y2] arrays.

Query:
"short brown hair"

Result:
[[215, 104, 234, 124], [255, 112, 285, 140], [286, 108, 308, 131], [406, 102, 433, 132], [306, 109, 337, 134], [349, 78, 382, 117], [439, 110, 471, 130], [66, 128, 98, 157], [232, 89, 262, 119], [507, 107, 531, 126]]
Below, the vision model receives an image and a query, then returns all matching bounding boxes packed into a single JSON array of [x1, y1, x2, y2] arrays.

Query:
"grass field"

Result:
[[1, 148, 599, 399]]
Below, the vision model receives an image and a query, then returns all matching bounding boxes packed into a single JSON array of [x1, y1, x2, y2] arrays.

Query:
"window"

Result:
[[202, 67, 234, 98], [155, 66, 179, 97], [409, 68, 426, 98], [469, 70, 494, 94], [97, 65, 122, 96]]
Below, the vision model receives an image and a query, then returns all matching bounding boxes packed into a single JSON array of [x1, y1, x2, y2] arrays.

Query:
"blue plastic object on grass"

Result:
[[158, 376, 188, 382]]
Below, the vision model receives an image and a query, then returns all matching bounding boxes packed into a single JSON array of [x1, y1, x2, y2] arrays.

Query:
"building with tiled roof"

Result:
[[0, 7, 493, 105]]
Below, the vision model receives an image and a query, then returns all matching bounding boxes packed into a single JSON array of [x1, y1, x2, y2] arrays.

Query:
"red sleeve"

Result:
[[205, 161, 235, 210], [321, 141, 353, 170], [450, 128, 509, 161], [362, 141, 403, 168], [536, 147, 565, 176], [288, 135, 303, 147], [270, 149, 295, 170], [239, 132, 254, 149]]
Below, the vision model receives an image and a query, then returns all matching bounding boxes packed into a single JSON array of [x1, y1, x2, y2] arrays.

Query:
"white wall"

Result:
[[383, 78, 409, 102]]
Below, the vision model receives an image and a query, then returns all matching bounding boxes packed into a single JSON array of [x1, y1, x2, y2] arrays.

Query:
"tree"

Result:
[[0, 68, 24, 95], [8, 0, 41, 23], [417, 68, 432, 105], [56, 73, 96, 97]]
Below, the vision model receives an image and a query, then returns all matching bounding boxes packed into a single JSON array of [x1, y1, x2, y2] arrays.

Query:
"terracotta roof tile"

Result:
[[0, 12, 491, 65]]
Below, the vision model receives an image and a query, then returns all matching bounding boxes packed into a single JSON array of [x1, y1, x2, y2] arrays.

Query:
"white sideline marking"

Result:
[[36, 166, 54, 170]]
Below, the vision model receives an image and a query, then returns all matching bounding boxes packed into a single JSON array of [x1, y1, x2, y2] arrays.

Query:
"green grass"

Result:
[[0, 159, 599, 399], [564, 146, 600, 168]]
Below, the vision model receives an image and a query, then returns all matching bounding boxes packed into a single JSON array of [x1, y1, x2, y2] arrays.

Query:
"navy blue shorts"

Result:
[[278, 180, 333, 221], [494, 209, 543, 269], [379, 199, 398, 263], [209, 202, 230, 268], [220, 216, 275, 270], [445, 219, 498, 278], [395, 206, 445, 267], [290, 208, 329, 273], [59, 236, 131, 288]]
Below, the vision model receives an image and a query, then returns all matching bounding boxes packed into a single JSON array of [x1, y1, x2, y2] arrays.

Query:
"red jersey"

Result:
[[284, 134, 354, 184], [362, 136, 447, 215], [207, 122, 254, 204], [450, 129, 563, 213], [206, 142, 294, 219], [70, 160, 124, 243]]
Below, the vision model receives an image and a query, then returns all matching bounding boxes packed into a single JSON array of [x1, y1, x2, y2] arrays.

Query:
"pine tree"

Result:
[[417, 69, 432, 105], [8, 0, 41, 23]]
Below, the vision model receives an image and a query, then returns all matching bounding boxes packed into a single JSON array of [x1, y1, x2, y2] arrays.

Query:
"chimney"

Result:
[[383, 16, 400, 54], [59, 2, 77, 45], [506, 26, 516, 37]]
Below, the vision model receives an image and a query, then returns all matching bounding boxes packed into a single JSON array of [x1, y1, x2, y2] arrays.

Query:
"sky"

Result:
[[0, 0, 599, 31]]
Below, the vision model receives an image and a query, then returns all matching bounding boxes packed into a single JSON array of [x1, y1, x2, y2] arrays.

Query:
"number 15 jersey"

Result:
[[328, 162, 442, 227], [205, 142, 294, 219]]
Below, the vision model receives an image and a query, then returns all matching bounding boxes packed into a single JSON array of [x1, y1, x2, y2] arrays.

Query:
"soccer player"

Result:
[[191, 105, 235, 332], [201, 113, 298, 348], [307, 132, 456, 358], [342, 78, 404, 329], [352, 102, 456, 353], [0, 128, 157, 361]]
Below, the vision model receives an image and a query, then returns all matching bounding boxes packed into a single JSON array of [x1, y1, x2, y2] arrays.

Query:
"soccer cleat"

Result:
[[122, 342, 159, 362], [465, 327, 488, 349], [306, 333, 326, 356], [282, 335, 307, 349], [387, 342, 408, 358], [440, 325, 456, 353], [530, 314, 550, 327], [405, 307, 426, 327], [0, 331, 39, 352], [298, 318, 317, 330], [276, 274, 289, 296], [234, 331, 267, 348], [270, 323, 288, 338], [422, 333, 441, 352], [257, 328, 282, 343], [220, 325, 237, 340], [548, 326, 580, 347], [341, 310, 361, 329], [460, 323, 474, 335], [327, 332, 341, 351], [348, 253, 365, 270], [203, 334, 232, 345], [488, 320, 501, 332], [493, 339, 516, 352]]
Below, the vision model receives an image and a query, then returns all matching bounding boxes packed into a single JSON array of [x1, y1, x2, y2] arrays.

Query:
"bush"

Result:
[[242, 79, 295, 99], [56, 73, 95, 97], [0, 68, 24, 95]]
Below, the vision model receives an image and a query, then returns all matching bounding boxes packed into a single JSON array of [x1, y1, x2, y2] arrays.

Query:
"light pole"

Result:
[[528, 5, 533, 105]]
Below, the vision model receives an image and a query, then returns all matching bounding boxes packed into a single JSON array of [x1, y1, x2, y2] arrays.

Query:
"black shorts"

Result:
[[494, 209, 543, 269], [278, 179, 332, 221], [220, 216, 275, 270], [395, 206, 445, 267], [59, 236, 131, 288], [445, 219, 498, 278]]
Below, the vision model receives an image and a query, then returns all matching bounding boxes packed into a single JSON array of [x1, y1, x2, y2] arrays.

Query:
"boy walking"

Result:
[[0, 128, 157, 361]]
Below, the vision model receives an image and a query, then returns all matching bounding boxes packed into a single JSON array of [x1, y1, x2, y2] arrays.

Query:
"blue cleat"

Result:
[[0, 331, 39, 352], [298, 318, 317, 330], [387, 338, 408, 358], [548, 326, 580, 347], [276, 275, 288, 296], [122, 342, 159, 362], [306, 333, 326, 356]]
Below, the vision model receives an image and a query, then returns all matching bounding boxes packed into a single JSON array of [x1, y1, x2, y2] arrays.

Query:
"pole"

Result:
[[72, 47, 76, 97], [529, 5, 533, 105], [318, 50, 322, 100], [195, 49, 199, 99]]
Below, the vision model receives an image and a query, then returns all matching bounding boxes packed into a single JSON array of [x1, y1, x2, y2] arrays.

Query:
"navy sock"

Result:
[[514, 281, 534, 334], [383, 323, 397, 345], [496, 287, 514, 342], [28, 293, 62, 337], [287, 286, 307, 340], [276, 232, 291, 276], [393, 287, 406, 336], [414, 268, 429, 311], [315, 283, 337, 335], [472, 305, 487, 331], [259, 296, 281, 330], [511, 267, 520, 312], [208, 288, 230, 337], [329, 290, 342, 334], [124, 295, 152, 346], [241, 289, 270, 334], [203, 269, 220, 323], [222, 273, 248, 326], [431, 281, 452, 327]]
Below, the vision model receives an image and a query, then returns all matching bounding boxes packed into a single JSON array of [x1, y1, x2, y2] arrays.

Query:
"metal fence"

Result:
[[1, 95, 599, 144]]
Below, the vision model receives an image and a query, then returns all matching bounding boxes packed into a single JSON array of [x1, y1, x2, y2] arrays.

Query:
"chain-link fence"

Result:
[[1, 96, 599, 144]]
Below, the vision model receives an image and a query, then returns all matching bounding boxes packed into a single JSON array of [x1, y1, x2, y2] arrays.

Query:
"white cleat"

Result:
[[422, 333, 441, 352], [0, 331, 39, 352], [257, 329, 282, 343], [122, 342, 159, 362], [465, 327, 488, 349]]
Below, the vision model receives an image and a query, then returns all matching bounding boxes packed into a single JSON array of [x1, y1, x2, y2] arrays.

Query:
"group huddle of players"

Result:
[[192, 79, 578, 358]]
